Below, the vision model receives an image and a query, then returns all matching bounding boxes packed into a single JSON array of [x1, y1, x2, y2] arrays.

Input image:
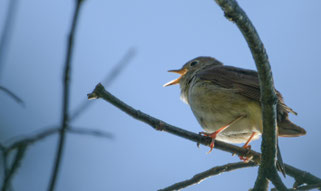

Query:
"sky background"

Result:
[[0, 0, 321, 190]]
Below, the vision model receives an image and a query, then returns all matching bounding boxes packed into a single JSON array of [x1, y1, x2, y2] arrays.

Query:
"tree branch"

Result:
[[88, 83, 261, 162], [88, 83, 321, 189], [0, 126, 112, 190], [0, 0, 19, 80], [1, 145, 27, 191], [213, 0, 284, 190], [48, 0, 85, 190], [0, 86, 24, 106], [3, 127, 112, 153], [0, 147, 10, 191], [158, 162, 257, 191], [285, 164, 321, 186], [272, 183, 321, 191], [288, 183, 321, 191], [70, 47, 136, 121]]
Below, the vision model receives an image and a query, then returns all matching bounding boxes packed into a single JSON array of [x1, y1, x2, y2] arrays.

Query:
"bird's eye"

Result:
[[190, 61, 199, 66]]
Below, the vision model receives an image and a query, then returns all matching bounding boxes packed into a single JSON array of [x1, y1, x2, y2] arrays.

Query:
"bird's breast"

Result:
[[186, 79, 263, 143]]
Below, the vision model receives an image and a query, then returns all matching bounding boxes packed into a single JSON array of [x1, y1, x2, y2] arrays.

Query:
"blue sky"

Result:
[[0, 0, 321, 190]]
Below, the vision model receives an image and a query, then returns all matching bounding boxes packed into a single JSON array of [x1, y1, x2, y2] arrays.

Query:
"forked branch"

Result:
[[214, 0, 285, 190], [158, 162, 257, 191], [88, 83, 321, 190]]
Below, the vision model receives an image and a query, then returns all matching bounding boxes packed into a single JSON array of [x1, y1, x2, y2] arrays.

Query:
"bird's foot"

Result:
[[199, 116, 247, 154], [238, 132, 256, 162], [199, 131, 219, 153], [239, 144, 252, 163]]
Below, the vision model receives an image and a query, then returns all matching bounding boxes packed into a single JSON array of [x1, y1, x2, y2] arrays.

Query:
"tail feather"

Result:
[[278, 119, 306, 137]]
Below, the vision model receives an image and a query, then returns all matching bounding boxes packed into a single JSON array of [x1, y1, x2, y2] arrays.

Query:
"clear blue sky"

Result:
[[1, 0, 320, 190]]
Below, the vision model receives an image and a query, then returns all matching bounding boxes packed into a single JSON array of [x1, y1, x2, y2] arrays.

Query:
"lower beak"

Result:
[[163, 68, 187, 87]]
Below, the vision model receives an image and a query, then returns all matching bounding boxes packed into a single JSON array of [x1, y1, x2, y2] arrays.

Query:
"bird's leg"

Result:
[[200, 115, 246, 153], [239, 132, 256, 162]]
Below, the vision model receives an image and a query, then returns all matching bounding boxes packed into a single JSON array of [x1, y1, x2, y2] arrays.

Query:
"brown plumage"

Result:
[[195, 60, 306, 137], [164, 56, 306, 140], [164, 56, 306, 176]]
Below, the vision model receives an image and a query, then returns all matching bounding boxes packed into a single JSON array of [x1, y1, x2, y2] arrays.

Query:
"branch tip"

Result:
[[90, 81, 321, 189], [87, 83, 106, 100], [87, 92, 98, 100], [95, 83, 105, 91]]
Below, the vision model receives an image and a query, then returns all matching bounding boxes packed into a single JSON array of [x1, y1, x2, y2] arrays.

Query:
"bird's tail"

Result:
[[278, 118, 306, 137]]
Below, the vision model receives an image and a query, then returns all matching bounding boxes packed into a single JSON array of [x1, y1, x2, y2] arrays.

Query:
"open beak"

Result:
[[163, 68, 187, 87]]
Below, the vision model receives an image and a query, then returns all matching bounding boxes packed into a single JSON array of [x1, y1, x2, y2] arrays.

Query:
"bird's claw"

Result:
[[199, 131, 217, 154], [239, 145, 252, 163]]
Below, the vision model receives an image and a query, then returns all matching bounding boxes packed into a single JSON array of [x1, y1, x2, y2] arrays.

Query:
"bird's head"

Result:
[[163, 56, 223, 87]]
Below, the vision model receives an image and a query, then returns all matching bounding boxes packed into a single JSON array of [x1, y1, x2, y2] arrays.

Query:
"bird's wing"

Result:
[[196, 65, 297, 115]]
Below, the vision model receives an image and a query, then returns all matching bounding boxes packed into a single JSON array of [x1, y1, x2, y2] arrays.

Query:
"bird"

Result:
[[163, 56, 306, 164]]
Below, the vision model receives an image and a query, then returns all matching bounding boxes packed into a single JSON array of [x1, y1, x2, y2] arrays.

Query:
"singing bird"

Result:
[[164, 56, 306, 163]]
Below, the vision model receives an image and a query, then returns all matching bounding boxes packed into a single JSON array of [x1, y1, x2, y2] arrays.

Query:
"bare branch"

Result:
[[158, 162, 257, 191], [70, 47, 136, 121], [3, 126, 112, 153], [0, 126, 112, 190], [1, 145, 27, 191], [0, 147, 10, 190], [88, 83, 261, 161], [288, 183, 321, 191], [213, 0, 284, 190], [0, 0, 19, 80], [67, 127, 113, 139], [48, 1, 85, 189], [101, 48, 136, 87], [285, 164, 321, 187], [272, 183, 321, 191], [0, 86, 24, 106], [5, 128, 58, 152], [88, 83, 321, 187]]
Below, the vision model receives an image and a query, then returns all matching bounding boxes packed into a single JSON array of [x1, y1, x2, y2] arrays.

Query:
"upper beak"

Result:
[[163, 68, 187, 87]]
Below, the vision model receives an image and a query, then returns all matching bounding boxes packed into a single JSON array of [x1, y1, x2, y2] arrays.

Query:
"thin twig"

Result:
[[272, 183, 321, 191], [67, 127, 113, 139], [88, 83, 321, 187], [285, 164, 321, 186], [70, 47, 136, 121], [48, 0, 84, 190], [158, 162, 257, 191], [0, 0, 19, 80], [214, 0, 284, 190], [0, 126, 112, 190], [4, 126, 113, 153], [288, 183, 321, 191], [1, 145, 27, 191], [0, 86, 24, 106], [88, 83, 261, 162], [0, 147, 9, 190]]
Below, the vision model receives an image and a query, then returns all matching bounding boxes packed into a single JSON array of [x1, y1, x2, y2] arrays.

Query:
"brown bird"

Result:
[[164, 56, 306, 163]]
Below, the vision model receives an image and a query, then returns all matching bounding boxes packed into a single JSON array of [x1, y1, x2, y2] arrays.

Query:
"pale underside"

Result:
[[184, 78, 263, 143]]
